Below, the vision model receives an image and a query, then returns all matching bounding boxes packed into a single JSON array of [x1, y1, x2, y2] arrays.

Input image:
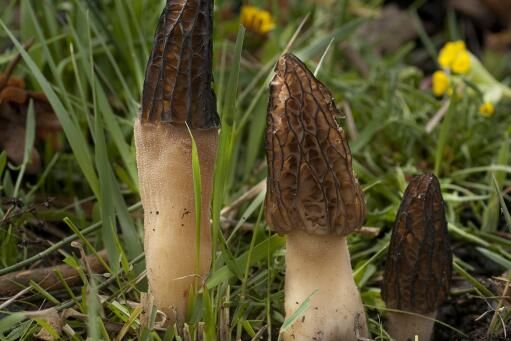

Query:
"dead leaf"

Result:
[[25, 308, 63, 341], [0, 45, 62, 174], [0, 86, 27, 104], [0, 123, 40, 173]]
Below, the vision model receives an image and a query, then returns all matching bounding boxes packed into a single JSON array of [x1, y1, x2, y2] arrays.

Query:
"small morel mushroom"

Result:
[[382, 174, 452, 341], [134, 0, 219, 324], [265, 53, 368, 340]]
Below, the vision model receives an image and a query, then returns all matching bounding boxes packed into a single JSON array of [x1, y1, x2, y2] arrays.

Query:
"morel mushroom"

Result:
[[265, 53, 368, 340], [382, 174, 452, 341], [134, 0, 219, 324]]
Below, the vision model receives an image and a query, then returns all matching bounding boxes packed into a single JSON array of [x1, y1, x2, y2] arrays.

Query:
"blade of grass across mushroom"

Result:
[[186, 124, 203, 291], [278, 289, 319, 337]]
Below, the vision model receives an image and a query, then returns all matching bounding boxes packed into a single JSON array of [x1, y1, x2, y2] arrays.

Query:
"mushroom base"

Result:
[[134, 120, 218, 325], [386, 311, 436, 341], [282, 230, 368, 340]]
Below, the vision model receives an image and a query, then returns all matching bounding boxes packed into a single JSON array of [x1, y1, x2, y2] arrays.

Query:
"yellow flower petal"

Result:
[[451, 51, 471, 74], [479, 102, 495, 117], [438, 40, 468, 70], [241, 5, 276, 35], [432, 70, 450, 97], [451, 41, 466, 52]]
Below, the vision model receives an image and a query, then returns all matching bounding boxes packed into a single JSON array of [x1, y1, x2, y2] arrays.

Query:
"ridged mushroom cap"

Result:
[[382, 174, 452, 314], [265, 53, 365, 236], [140, 0, 219, 129]]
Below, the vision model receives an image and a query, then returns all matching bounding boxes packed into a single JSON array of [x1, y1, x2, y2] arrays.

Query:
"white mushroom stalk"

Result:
[[134, 0, 219, 325], [265, 53, 368, 340], [382, 174, 452, 341]]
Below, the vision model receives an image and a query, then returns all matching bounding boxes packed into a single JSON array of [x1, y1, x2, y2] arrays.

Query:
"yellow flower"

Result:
[[438, 40, 466, 69], [479, 102, 495, 117], [451, 51, 471, 74], [432, 70, 450, 97], [241, 5, 276, 35], [438, 40, 471, 74]]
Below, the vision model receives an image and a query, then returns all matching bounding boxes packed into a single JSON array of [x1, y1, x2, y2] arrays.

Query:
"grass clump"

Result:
[[0, 0, 510, 339]]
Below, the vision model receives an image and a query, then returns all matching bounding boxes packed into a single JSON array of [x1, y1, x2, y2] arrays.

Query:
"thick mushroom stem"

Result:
[[283, 230, 368, 340], [134, 121, 217, 323], [386, 311, 436, 341]]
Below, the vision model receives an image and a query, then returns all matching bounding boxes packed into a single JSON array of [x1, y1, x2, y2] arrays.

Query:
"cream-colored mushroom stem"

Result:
[[386, 311, 437, 341], [282, 230, 368, 340], [134, 120, 218, 325]]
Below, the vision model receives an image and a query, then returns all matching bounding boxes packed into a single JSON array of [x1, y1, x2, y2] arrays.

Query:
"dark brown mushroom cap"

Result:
[[382, 174, 452, 314], [265, 53, 365, 236], [140, 0, 220, 129]]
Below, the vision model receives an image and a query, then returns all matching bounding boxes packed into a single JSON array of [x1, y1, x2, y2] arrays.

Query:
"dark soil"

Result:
[[433, 243, 510, 341], [435, 292, 509, 341]]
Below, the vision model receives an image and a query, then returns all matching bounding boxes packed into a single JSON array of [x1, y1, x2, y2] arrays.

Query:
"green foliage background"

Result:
[[0, 0, 510, 339]]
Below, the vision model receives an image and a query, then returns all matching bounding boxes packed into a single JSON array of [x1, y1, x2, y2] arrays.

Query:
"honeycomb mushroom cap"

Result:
[[382, 174, 452, 314], [140, 0, 219, 129], [265, 53, 365, 236]]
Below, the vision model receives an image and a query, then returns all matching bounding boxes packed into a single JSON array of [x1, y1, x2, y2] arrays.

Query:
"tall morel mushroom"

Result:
[[382, 174, 452, 341], [265, 53, 368, 340], [134, 0, 219, 324]]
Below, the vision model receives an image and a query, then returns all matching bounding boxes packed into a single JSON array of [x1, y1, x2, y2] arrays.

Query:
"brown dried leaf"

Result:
[[0, 123, 41, 173], [6, 76, 25, 89], [0, 86, 28, 104], [140, 0, 219, 129], [382, 174, 452, 314], [26, 308, 63, 341], [265, 53, 365, 236], [0, 41, 60, 173], [27, 91, 49, 103]]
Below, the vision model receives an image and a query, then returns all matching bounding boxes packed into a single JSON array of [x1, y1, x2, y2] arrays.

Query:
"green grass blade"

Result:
[[186, 125, 203, 282], [13, 100, 36, 197], [0, 313, 27, 337], [279, 290, 318, 333], [211, 26, 245, 269], [207, 235, 285, 289]]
